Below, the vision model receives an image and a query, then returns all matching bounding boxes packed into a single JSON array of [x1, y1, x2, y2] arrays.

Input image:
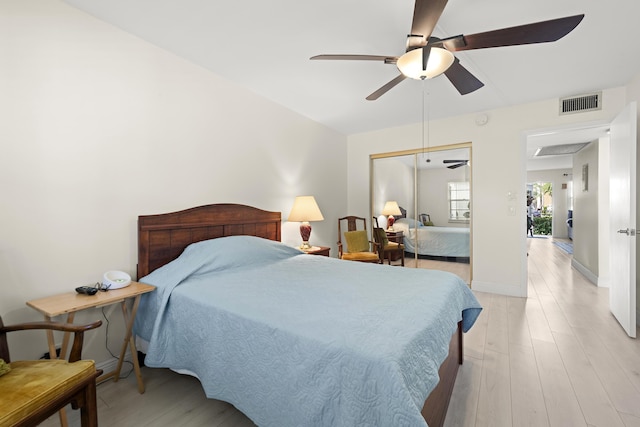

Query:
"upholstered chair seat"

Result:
[[0, 359, 97, 426], [0, 316, 102, 427]]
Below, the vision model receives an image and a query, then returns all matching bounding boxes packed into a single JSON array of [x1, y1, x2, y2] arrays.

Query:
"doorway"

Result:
[[527, 181, 553, 237]]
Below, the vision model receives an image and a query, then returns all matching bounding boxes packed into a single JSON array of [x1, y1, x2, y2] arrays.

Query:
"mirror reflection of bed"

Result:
[[371, 145, 471, 283]]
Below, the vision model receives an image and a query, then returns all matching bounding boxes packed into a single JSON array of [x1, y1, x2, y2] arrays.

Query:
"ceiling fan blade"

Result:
[[311, 54, 398, 64], [447, 163, 466, 169], [443, 58, 484, 95], [443, 159, 467, 163], [422, 45, 431, 71], [443, 14, 584, 52], [366, 74, 407, 101], [408, 0, 448, 50]]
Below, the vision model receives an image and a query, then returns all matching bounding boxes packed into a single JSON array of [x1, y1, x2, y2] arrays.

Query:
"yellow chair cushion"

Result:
[[342, 252, 380, 261], [344, 230, 370, 253], [0, 359, 95, 426], [383, 242, 402, 251]]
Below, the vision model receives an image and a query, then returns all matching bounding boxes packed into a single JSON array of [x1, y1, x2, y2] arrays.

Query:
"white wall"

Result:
[[572, 142, 600, 282], [348, 89, 626, 297], [0, 0, 347, 361], [419, 166, 469, 227], [371, 157, 414, 219]]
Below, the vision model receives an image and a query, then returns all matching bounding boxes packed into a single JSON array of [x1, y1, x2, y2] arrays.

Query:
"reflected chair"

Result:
[[419, 213, 434, 226], [373, 217, 405, 266], [337, 216, 381, 263], [0, 316, 102, 427]]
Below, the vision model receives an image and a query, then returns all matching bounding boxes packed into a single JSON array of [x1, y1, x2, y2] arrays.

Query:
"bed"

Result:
[[393, 218, 470, 260], [134, 204, 481, 427]]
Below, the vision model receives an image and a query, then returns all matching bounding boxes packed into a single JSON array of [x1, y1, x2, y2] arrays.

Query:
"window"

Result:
[[448, 181, 470, 222]]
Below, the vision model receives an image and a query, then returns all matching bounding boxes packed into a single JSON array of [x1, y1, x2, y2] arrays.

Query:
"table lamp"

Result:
[[382, 201, 401, 231], [288, 196, 324, 250]]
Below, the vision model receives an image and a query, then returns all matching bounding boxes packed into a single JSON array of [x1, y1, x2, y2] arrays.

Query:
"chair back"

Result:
[[337, 216, 379, 256], [371, 217, 387, 244], [0, 317, 8, 362], [419, 213, 433, 226], [372, 217, 405, 266]]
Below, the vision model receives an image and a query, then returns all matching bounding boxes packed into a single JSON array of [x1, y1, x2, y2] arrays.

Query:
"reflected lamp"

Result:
[[382, 201, 402, 231]]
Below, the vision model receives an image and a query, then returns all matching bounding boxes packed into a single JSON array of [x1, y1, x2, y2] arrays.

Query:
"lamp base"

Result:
[[386, 215, 396, 231], [299, 222, 312, 250], [300, 241, 311, 250]]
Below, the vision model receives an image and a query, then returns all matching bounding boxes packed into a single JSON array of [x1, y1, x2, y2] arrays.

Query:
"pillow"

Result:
[[373, 228, 389, 246], [395, 218, 423, 228], [0, 359, 10, 377], [344, 230, 370, 253]]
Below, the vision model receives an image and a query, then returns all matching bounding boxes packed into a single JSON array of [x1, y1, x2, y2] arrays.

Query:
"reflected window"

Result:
[[448, 181, 470, 222]]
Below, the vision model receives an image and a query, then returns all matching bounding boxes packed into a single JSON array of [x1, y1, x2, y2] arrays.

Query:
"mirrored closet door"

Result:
[[370, 143, 472, 283]]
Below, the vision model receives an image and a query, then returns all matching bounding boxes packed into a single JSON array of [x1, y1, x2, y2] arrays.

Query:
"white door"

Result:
[[609, 102, 637, 338]]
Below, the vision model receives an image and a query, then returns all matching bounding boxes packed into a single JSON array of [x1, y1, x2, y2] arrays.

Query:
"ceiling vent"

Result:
[[559, 92, 602, 115]]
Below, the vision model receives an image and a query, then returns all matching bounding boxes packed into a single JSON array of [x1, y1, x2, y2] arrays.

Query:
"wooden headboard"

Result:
[[137, 204, 281, 278]]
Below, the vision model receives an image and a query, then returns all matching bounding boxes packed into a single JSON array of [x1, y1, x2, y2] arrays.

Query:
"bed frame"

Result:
[[137, 203, 462, 427]]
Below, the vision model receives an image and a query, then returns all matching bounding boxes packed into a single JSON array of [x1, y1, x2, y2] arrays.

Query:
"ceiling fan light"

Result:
[[396, 47, 455, 80]]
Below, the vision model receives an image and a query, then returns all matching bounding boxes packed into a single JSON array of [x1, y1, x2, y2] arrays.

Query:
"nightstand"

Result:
[[302, 246, 330, 257], [27, 281, 155, 394], [385, 230, 404, 261]]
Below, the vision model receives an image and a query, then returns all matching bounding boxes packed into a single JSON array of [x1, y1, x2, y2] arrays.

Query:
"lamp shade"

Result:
[[381, 201, 402, 216], [288, 196, 324, 222]]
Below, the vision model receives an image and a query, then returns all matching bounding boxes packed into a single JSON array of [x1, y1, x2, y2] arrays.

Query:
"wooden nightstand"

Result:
[[27, 281, 155, 394], [302, 246, 331, 257], [385, 230, 404, 261]]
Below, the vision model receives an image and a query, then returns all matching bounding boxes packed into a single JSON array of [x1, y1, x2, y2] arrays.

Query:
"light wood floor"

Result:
[[405, 256, 471, 284], [43, 237, 640, 426]]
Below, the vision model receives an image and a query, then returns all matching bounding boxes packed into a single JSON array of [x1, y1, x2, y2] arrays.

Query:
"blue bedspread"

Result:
[[134, 236, 481, 427]]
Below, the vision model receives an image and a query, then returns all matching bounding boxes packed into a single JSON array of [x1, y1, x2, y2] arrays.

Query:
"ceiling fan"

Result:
[[311, 0, 584, 100], [443, 159, 469, 169]]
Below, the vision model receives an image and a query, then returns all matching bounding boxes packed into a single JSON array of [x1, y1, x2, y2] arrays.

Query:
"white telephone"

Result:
[[102, 270, 131, 289]]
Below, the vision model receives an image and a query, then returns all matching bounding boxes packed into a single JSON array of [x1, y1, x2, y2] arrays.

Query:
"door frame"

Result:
[[521, 120, 611, 298]]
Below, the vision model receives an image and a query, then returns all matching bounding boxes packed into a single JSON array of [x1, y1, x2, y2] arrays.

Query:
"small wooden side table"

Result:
[[27, 281, 155, 394], [302, 246, 331, 257]]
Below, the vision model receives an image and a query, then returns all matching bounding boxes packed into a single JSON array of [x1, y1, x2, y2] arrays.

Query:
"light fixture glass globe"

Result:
[[396, 47, 455, 80]]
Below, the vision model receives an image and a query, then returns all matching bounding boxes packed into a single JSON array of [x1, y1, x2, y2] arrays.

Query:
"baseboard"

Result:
[[597, 273, 610, 288], [95, 353, 133, 376], [570, 258, 598, 285], [471, 280, 526, 297]]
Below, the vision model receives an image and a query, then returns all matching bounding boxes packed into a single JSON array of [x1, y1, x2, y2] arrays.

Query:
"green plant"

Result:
[[533, 216, 552, 235]]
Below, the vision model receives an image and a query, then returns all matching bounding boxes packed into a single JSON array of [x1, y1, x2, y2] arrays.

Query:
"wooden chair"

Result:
[[419, 213, 434, 226], [0, 315, 102, 427], [373, 217, 405, 266], [337, 216, 381, 263]]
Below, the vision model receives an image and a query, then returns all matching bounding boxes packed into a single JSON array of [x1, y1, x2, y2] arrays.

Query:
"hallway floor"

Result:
[[445, 237, 640, 427]]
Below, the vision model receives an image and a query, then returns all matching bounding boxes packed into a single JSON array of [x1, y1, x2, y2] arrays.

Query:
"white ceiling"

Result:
[[62, 0, 640, 168]]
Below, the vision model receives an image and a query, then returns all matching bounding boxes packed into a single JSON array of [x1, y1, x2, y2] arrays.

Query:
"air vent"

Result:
[[559, 92, 602, 115]]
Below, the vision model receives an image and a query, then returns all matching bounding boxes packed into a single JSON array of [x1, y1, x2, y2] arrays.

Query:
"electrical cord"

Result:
[[101, 306, 134, 379]]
